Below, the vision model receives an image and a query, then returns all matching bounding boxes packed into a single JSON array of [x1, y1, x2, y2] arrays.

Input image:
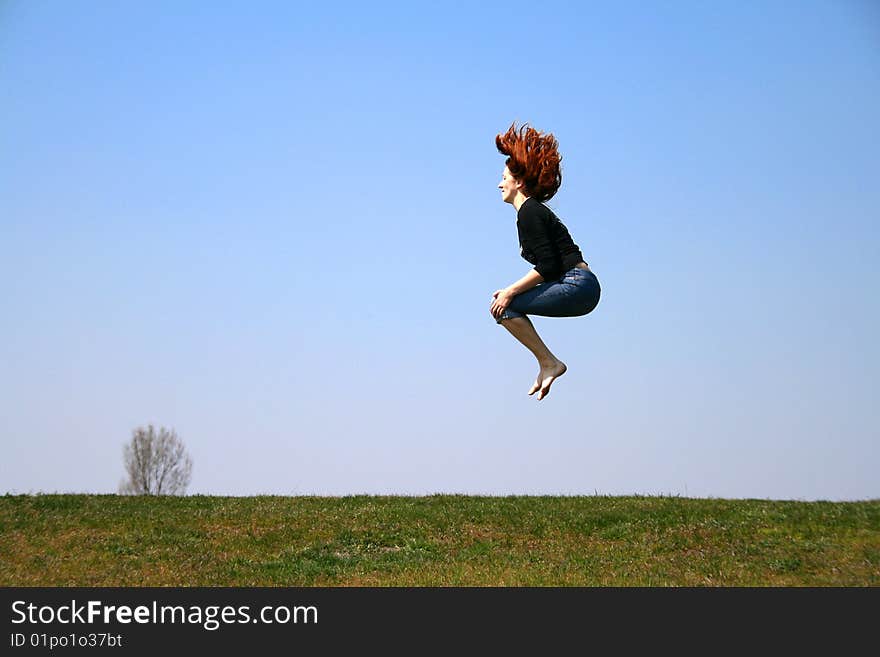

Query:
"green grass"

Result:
[[2, 494, 878, 586]]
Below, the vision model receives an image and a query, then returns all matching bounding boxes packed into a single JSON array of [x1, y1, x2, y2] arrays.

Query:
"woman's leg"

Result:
[[494, 269, 599, 399], [499, 315, 567, 400]]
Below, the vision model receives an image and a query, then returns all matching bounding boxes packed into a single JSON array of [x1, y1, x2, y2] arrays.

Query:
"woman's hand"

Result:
[[490, 287, 515, 319]]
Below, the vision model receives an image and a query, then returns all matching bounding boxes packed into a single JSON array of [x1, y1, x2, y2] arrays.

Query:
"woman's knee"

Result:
[[494, 308, 525, 324]]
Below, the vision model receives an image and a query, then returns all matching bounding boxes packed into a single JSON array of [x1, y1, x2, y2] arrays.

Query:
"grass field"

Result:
[[2, 494, 878, 586]]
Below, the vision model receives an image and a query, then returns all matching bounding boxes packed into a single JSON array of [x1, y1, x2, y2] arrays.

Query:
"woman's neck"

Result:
[[513, 193, 531, 211]]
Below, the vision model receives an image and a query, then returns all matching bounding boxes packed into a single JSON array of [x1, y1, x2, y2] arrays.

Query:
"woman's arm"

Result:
[[506, 268, 545, 296], [517, 203, 562, 281], [491, 269, 545, 319]]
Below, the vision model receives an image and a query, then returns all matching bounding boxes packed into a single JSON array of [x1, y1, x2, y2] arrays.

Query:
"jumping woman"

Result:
[[491, 122, 601, 400]]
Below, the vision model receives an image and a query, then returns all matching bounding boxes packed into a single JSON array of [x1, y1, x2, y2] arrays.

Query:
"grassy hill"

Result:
[[2, 494, 878, 586]]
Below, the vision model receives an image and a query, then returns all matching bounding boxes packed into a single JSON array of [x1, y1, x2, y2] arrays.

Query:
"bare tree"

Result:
[[119, 425, 193, 495]]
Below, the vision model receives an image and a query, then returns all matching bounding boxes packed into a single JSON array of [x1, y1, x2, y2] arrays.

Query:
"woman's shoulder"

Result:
[[517, 197, 551, 218], [517, 197, 557, 224]]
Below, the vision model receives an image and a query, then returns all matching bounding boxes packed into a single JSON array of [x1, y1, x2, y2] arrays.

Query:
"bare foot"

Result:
[[528, 375, 541, 396], [536, 361, 567, 400]]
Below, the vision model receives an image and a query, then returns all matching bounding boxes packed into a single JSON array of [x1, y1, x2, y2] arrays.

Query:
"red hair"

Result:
[[495, 122, 562, 201]]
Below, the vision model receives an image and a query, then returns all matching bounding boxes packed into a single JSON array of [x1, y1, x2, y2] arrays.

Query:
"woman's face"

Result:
[[498, 166, 523, 204]]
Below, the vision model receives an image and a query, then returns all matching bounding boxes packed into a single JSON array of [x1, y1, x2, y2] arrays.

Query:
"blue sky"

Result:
[[1, 1, 877, 500]]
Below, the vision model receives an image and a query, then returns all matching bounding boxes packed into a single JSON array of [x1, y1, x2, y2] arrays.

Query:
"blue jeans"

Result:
[[496, 267, 601, 324]]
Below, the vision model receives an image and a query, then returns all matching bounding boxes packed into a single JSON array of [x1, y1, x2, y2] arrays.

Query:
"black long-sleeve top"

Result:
[[516, 197, 586, 282]]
